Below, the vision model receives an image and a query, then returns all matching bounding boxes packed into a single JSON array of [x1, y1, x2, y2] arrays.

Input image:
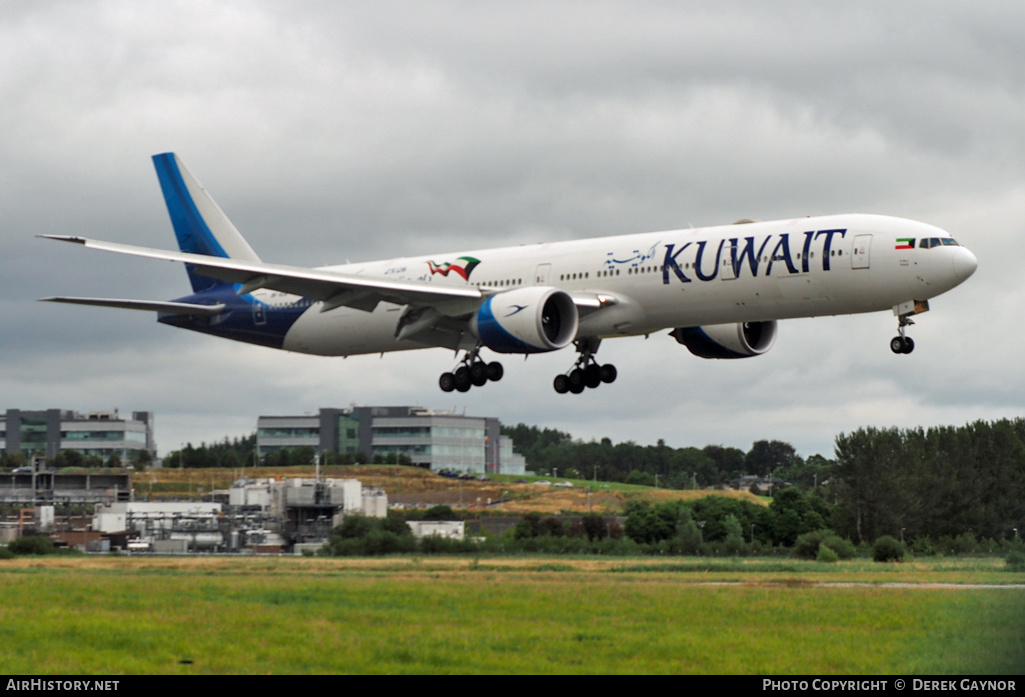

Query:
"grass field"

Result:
[[1, 556, 1022, 675]]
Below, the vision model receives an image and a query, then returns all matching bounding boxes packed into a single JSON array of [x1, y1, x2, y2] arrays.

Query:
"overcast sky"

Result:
[[3, 1, 1022, 460]]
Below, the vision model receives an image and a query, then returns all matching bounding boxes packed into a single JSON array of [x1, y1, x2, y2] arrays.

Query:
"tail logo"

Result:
[[426, 256, 481, 281]]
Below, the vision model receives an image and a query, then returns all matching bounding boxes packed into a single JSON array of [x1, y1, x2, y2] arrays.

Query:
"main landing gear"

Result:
[[890, 314, 916, 354], [439, 346, 504, 392], [553, 338, 617, 394]]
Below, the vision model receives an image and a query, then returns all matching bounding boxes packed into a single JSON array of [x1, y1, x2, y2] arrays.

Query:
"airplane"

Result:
[[41, 153, 977, 394]]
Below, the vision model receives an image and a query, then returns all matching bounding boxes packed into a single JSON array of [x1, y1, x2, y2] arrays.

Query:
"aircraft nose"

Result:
[[953, 246, 977, 282]]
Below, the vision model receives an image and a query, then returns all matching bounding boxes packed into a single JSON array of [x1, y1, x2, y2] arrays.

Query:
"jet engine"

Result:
[[471, 286, 578, 353], [670, 321, 777, 359]]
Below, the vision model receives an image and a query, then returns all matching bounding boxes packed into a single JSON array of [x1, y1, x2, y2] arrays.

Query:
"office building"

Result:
[[257, 406, 526, 475], [0, 409, 155, 463]]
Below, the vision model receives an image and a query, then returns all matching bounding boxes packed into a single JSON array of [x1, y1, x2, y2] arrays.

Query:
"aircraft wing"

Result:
[[39, 235, 484, 315], [40, 297, 227, 315]]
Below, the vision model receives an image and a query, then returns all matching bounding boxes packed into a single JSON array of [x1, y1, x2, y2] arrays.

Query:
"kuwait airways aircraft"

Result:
[[42, 153, 977, 393]]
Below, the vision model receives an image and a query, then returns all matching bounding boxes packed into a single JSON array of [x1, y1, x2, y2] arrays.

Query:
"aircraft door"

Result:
[[852, 235, 871, 269], [534, 263, 551, 285]]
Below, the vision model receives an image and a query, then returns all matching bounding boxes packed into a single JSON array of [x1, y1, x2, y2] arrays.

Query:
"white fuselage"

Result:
[[277, 214, 976, 356]]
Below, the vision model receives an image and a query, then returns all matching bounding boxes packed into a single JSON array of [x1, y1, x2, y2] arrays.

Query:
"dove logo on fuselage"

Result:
[[662, 229, 847, 284]]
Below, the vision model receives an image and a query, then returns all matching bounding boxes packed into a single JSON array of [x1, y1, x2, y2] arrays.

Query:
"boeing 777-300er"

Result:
[[41, 153, 977, 393]]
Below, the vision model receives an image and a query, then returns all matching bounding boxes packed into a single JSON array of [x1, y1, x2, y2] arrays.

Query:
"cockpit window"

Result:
[[918, 238, 958, 249]]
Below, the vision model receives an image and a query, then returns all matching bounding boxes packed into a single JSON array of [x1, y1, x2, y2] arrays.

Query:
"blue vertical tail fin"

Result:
[[152, 153, 261, 292]]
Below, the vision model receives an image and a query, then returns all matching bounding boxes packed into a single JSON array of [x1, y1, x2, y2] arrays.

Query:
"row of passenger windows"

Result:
[[557, 252, 825, 279], [466, 241, 964, 287], [475, 279, 523, 287]]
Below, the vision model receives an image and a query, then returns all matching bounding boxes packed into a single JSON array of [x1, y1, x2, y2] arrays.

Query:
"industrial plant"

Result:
[[0, 404, 523, 554]]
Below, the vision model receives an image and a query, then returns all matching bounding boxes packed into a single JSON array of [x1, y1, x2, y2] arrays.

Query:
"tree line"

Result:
[[832, 420, 1025, 543], [505, 418, 1025, 546], [501, 423, 832, 489], [159, 437, 413, 468]]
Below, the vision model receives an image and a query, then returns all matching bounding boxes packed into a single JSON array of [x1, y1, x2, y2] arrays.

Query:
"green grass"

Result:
[[0, 557, 1021, 674]]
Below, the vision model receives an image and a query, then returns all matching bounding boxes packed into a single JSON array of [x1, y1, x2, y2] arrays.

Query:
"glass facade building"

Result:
[[0, 409, 155, 462], [256, 406, 525, 475]]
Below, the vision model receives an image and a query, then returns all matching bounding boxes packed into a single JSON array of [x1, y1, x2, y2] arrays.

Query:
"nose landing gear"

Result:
[[890, 314, 916, 354]]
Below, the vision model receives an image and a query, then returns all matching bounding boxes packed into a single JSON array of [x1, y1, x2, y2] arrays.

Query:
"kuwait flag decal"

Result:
[[426, 256, 481, 281], [895, 238, 915, 250]]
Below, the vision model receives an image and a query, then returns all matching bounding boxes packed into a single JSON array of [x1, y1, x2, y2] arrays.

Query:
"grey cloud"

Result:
[[0, 1, 1017, 458]]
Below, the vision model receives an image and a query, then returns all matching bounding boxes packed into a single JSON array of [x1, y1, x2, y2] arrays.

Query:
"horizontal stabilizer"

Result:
[[40, 296, 226, 316]]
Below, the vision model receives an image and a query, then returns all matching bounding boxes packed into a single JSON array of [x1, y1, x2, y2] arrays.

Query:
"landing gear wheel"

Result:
[[454, 366, 472, 392], [443, 347, 502, 392], [487, 361, 504, 381], [558, 338, 614, 392], [569, 368, 585, 390], [890, 336, 915, 354], [470, 361, 489, 386]]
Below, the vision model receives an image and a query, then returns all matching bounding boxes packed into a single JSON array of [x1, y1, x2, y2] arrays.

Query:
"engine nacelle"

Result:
[[671, 321, 777, 359], [471, 286, 578, 354]]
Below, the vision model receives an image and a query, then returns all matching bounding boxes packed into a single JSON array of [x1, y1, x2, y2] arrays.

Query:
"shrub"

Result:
[[8, 536, 55, 555], [951, 532, 979, 555], [826, 536, 856, 560], [514, 513, 542, 539], [872, 535, 906, 562], [816, 544, 840, 563], [590, 536, 641, 556], [581, 514, 608, 541], [333, 514, 374, 540], [1005, 549, 1025, 572], [420, 505, 458, 521], [936, 533, 980, 556], [419, 535, 478, 555], [677, 516, 704, 555], [910, 536, 936, 557], [792, 530, 855, 560], [324, 514, 416, 556], [538, 517, 564, 537], [723, 514, 746, 555]]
